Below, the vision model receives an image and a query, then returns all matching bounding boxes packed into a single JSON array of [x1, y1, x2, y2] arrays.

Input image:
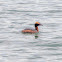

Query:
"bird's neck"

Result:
[[35, 26, 39, 32]]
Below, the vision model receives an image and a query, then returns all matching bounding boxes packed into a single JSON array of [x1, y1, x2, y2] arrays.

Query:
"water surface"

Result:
[[0, 0, 62, 62]]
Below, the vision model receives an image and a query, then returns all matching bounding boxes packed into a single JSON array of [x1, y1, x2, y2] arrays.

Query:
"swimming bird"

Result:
[[22, 22, 42, 33]]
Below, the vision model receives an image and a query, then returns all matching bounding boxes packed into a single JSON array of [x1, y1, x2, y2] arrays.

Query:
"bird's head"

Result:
[[35, 22, 42, 27]]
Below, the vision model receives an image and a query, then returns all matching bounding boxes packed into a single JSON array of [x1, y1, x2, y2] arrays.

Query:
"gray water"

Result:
[[0, 0, 62, 62]]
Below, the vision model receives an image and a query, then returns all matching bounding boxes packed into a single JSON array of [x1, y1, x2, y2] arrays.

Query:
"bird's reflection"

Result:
[[35, 33, 39, 39]]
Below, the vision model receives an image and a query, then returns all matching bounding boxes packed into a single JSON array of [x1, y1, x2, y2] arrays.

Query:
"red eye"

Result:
[[39, 24, 43, 26]]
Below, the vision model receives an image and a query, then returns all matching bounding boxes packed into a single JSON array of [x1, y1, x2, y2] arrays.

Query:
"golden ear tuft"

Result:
[[35, 22, 40, 24]]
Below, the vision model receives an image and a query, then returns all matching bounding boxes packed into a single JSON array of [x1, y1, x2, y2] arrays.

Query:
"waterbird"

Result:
[[22, 22, 42, 33]]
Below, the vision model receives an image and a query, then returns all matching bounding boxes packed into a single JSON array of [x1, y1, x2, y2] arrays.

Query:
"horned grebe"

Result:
[[22, 22, 42, 33]]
